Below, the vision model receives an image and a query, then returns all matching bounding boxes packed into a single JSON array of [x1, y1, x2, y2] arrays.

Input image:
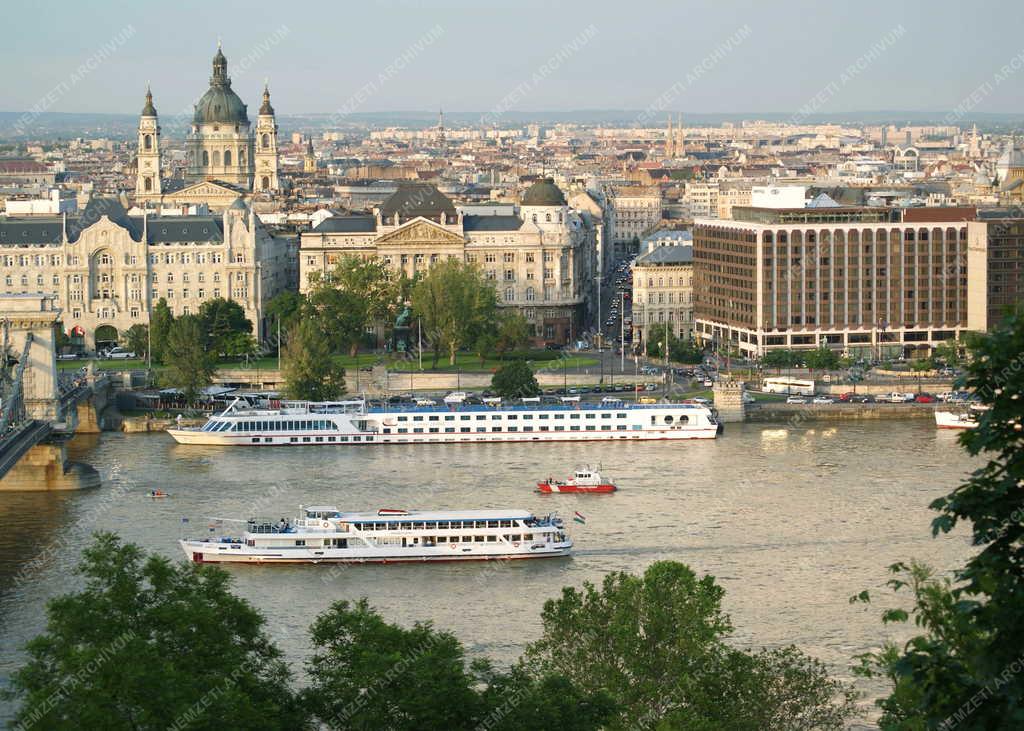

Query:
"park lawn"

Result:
[[748, 390, 787, 402], [387, 351, 598, 372]]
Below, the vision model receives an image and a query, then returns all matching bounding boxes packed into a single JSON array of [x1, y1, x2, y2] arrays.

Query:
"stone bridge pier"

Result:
[[0, 295, 100, 491]]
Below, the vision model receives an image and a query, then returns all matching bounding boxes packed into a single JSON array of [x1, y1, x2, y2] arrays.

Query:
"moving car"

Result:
[[786, 395, 807, 404], [812, 396, 835, 404]]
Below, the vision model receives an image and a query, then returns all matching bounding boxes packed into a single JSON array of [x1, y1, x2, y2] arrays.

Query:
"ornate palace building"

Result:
[[0, 196, 292, 350], [299, 180, 597, 344], [134, 46, 281, 210]]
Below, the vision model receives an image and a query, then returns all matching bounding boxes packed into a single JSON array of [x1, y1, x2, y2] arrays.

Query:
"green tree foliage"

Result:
[[411, 259, 497, 367], [265, 290, 305, 347], [197, 297, 253, 354], [762, 349, 803, 369], [54, 320, 71, 352], [324, 255, 401, 325], [932, 338, 962, 365], [163, 315, 216, 402], [304, 598, 481, 730], [494, 312, 531, 359], [149, 297, 174, 364], [475, 666, 617, 731], [124, 323, 149, 360], [854, 306, 1024, 729], [491, 359, 541, 399], [282, 319, 346, 401], [646, 323, 703, 364], [803, 345, 840, 371], [525, 561, 857, 730], [305, 286, 366, 356], [4, 533, 305, 731]]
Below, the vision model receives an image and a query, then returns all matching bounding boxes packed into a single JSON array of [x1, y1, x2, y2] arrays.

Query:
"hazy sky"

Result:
[[5, 0, 1023, 119]]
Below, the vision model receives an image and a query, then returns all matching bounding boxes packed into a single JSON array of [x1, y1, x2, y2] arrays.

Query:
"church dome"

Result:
[[521, 177, 566, 206], [193, 47, 249, 125]]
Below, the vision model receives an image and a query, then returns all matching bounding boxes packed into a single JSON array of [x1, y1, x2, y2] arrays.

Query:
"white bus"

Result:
[[762, 377, 815, 396]]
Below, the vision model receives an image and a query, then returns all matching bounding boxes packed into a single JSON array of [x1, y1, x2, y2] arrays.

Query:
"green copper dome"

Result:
[[193, 47, 249, 125], [522, 177, 567, 206]]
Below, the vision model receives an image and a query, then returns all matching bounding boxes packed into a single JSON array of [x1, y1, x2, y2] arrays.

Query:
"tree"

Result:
[[304, 286, 366, 357], [149, 297, 174, 364], [304, 599, 482, 730], [647, 323, 703, 364], [4, 533, 305, 731], [282, 319, 346, 401], [762, 349, 802, 369], [124, 323, 149, 359], [163, 315, 216, 403], [222, 331, 260, 361], [804, 345, 840, 371], [491, 359, 541, 399], [411, 259, 497, 367], [475, 665, 617, 731], [197, 297, 253, 354], [264, 290, 305, 342], [854, 306, 1024, 729], [932, 338, 962, 366], [525, 561, 856, 730], [493, 312, 530, 360], [54, 320, 71, 353]]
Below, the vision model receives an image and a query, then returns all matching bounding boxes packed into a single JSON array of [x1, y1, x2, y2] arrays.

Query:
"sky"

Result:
[[3, 0, 1023, 120]]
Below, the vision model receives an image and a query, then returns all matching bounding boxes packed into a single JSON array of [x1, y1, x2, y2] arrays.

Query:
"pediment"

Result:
[[376, 217, 465, 246], [173, 181, 242, 198]]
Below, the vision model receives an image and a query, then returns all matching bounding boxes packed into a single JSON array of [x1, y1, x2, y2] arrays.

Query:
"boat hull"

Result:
[[167, 427, 718, 446], [537, 482, 616, 494], [934, 411, 977, 429], [180, 539, 571, 564]]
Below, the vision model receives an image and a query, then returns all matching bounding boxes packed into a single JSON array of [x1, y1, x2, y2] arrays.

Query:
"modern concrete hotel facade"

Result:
[[693, 207, 972, 357]]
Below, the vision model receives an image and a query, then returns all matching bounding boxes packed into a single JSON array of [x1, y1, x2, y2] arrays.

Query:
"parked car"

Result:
[[786, 395, 807, 404], [103, 347, 136, 360], [812, 396, 835, 404], [914, 394, 936, 403], [56, 353, 80, 360]]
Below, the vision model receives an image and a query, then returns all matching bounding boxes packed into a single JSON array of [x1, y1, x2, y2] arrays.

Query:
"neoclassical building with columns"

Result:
[[299, 180, 598, 344], [135, 46, 281, 210]]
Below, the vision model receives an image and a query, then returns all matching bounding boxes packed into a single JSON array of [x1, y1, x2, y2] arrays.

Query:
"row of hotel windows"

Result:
[[488, 269, 557, 282], [0, 252, 235, 266], [65, 287, 227, 301], [387, 425, 638, 433], [355, 520, 527, 530], [395, 412, 628, 421], [646, 292, 691, 304], [644, 276, 690, 288]]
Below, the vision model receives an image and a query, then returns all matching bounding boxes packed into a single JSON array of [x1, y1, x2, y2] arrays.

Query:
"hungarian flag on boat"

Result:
[[574, 511, 586, 525]]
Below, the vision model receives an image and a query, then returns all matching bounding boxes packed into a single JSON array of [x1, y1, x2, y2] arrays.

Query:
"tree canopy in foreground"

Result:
[[854, 305, 1024, 730]]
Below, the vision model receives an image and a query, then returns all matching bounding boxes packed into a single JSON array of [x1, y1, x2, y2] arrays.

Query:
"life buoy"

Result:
[[450, 543, 457, 550], [321, 520, 330, 528], [513, 542, 520, 548]]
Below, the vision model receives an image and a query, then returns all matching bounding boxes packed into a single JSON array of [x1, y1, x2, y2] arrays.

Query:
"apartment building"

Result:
[[631, 244, 694, 348]]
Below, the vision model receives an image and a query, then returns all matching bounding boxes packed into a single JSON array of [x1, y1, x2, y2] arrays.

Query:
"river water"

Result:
[[0, 421, 976, 724]]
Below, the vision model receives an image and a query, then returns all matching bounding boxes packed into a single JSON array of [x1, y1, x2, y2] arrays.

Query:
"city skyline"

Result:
[[3, 0, 1023, 121]]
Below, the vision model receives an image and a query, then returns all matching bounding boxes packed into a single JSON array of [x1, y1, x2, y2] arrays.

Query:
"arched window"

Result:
[[143, 135, 152, 150], [505, 287, 514, 302], [525, 286, 535, 301], [144, 177, 152, 192], [224, 150, 232, 166], [262, 176, 270, 190], [531, 214, 537, 223], [545, 213, 551, 222], [239, 149, 246, 165], [212, 151, 221, 166], [202, 150, 209, 166], [558, 212, 563, 223], [262, 133, 270, 149]]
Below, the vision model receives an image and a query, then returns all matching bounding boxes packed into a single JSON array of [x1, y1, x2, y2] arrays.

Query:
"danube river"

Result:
[[0, 421, 976, 723]]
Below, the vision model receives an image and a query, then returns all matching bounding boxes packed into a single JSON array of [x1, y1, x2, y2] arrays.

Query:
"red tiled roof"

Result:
[[0, 160, 50, 173]]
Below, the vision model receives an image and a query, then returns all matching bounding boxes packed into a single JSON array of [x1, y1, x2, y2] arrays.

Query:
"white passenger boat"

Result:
[[179, 507, 572, 564], [934, 405, 986, 430], [166, 397, 720, 446]]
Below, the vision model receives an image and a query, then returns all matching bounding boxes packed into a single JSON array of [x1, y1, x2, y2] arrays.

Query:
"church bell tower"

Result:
[[136, 86, 161, 198], [253, 83, 280, 191]]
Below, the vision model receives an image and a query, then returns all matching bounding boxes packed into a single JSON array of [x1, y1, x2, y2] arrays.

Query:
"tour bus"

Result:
[[762, 377, 815, 396]]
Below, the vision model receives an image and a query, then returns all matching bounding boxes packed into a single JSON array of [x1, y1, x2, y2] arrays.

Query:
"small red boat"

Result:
[[537, 467, 616, 494]]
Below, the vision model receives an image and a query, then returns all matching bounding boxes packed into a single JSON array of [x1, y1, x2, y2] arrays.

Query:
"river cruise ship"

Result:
[[166, 397, 720, 446], [180, 507, 572, 564]]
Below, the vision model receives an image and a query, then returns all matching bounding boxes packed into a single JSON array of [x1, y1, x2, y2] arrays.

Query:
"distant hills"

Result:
[[0, 109, 1020, 140]]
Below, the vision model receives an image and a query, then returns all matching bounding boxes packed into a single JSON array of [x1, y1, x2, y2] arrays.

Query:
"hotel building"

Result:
[[693, 207, 973, 357]]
